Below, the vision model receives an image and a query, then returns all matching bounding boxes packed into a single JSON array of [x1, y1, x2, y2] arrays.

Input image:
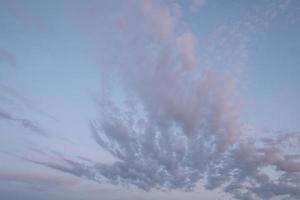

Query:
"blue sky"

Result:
[[0, 0, 300, 199]]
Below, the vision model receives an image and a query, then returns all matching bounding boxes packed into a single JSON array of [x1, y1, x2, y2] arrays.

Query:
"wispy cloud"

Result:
[[0, 84, 56, 136], [177, 32, 197, 68], [0, 171, 77, 187], [0, 109, 48, 136], [205, 0, 294, 70]]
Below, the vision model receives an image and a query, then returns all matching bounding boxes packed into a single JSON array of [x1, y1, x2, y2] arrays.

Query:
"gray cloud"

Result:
[[0, 84, 51, 136], [0, 84, 57, 121], [0, 110, 48, 136]]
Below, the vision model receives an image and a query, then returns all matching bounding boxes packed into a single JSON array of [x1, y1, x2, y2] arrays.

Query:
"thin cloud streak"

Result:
[[0, 84, 54, 136], [0, 171, 78, 188], [0, 110, 48, 136]]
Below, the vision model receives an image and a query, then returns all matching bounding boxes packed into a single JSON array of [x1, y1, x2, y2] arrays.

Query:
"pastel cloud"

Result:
[[140, 0, 198, 68], [16, 1, 300, 199], [75, 1, 300, 198], [141, 0, 175, 40], [177, 32, 197, 68]]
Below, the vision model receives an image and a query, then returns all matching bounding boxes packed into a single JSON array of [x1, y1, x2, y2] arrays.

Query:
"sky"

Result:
[[0, 0, 300, 199]]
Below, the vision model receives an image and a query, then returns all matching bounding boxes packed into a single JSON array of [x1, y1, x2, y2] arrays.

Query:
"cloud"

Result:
[[139, 0, 198, 69], [140, 0, 175, 40], [22, 1, 300, 199], [84, 0, 300, 198], [177, 32, 197, 68], [0, 85, 49, 136], [205, 0, 293, 70], [0, 84, 57, 121], [0, 110, 48, 136], [0, 171, 77, 188], [216, 132, 300, 199]]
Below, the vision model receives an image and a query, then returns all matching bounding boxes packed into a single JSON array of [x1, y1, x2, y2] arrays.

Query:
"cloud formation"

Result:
[[83, 1, 300, 198], [141, 0, 175, 40], [177, 32, 197, 68], [22, 1, 300, 199], [0, 110, 47, 136], [0, 84, 48, 136]]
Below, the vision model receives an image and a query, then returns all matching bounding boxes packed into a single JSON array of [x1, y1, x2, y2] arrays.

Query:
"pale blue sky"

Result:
[[0, 0, 300, 200]]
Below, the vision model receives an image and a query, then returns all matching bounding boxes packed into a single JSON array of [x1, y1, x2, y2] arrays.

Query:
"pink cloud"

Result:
[[177, 32, 198, 68], [140, 0, 175, 40]]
